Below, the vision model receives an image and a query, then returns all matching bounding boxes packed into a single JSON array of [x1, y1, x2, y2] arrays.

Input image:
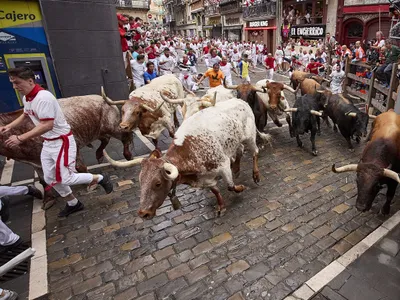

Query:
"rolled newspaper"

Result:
[[0, 248, 36, 277]]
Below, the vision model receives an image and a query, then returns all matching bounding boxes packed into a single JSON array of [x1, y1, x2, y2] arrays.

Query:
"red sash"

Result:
[[44, 131, 73, 190]]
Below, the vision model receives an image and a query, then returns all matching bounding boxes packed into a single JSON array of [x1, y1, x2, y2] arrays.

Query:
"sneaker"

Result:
[[27, 185, 43, 199], [0, 289, 18, 300], [98, 174, 113, 194], [58, 201, 84, 217], [0, 238, 23, 254], [0, 197, 10, 222]]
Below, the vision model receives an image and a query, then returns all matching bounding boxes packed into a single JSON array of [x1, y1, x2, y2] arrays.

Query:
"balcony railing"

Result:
[[204, 4, 220, 16], [243, 1, 276, 19], [114, 0, 150, 9], [220, 1, 241, 14]]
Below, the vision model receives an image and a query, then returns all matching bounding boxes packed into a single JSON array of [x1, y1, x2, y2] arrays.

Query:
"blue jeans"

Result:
[[377, 63, 393, 85]]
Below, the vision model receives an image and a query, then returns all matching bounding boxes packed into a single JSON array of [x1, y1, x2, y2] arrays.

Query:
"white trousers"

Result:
[[0, 186, 28, 198], [0, 186, 27, 246], [224, 75, 233, 86], [123, 51, 128, 69], [41, 136, 93, 197], [266, 69, 274, 80]]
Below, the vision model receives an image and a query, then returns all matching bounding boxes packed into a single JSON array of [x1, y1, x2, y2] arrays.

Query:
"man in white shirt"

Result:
[[275, 46, 284, 72], [2, 67, 113, 217], [219, 56, 238, 86], [159, 48, 176, 75], [131, 54, 146, 87]]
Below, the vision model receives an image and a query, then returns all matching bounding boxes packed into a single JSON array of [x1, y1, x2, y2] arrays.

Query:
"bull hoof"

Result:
[[380, 206, 390, 216], [253, 172, 260, 184], [171, 196, 181, 210], [229, 185, 245, 193], [42, 199, 56, 210], [312, 150, 318, 156], [216, 206, 227, 217]]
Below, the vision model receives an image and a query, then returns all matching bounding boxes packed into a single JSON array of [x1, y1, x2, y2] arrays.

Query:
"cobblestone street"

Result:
[[44, 80, 400, 299]]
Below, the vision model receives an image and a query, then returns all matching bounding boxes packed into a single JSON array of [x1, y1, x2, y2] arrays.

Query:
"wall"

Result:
[[326, 0, 338, 37], [40, 0, 129, 100]]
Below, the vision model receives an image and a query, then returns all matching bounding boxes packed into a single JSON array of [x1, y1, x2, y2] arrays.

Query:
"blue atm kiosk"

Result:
[[0, 1, 60, 113]]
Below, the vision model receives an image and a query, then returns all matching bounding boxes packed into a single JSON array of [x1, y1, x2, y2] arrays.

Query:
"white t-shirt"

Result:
[[220, 63, 234, 78], [131, 59, 145, 86], [232, 52, 241, 62], [301, 53, 310, 65], [23, 89, 71, 139], [275, 49, 283, 59], [159, 54, 175, 71], [206, 54, 222, 66]]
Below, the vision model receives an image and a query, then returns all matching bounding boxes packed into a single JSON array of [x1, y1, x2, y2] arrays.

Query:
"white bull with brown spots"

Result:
[[103, 98, 271, 219]]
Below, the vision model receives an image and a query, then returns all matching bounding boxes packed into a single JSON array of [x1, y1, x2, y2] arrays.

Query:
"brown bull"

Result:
[[332, 110, 400, 215], [0, 95, 133, 208], [291, 70, 329, 90]]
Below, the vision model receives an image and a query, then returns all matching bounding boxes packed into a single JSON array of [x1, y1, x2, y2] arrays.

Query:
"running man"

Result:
[[1, 67, 113, 217]]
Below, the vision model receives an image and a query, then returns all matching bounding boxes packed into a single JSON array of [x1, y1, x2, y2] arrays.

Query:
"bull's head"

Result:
[[101, 87, 164, 131], [223, 79, 264, 102], [332, 163, 400, 212], [159, 91, 216, 120], [103, 149, 179, 219], [264, 81, 296, 110], [345, 111, 369, 138]]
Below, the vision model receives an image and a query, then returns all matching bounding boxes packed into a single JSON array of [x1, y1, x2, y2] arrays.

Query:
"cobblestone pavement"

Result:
[[45, 84, 400, 300], [312, 223, 400, 300]]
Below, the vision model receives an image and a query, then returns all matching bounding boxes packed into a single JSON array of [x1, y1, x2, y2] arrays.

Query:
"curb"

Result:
[[284, 210, 400, 300]]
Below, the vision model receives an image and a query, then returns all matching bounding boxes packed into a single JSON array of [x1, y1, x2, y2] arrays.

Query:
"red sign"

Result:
[[148, 14, 152, 19]]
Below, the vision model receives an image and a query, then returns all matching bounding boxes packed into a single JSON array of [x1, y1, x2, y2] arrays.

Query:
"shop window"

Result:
[[348, 22, 363, 37]]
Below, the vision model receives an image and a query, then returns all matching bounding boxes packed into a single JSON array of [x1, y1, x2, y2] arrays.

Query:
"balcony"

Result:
[[204, 5, 220, 16], [114, 0, 150, 10], [220, 1, 242, 14], [242, 1, 276, 20]]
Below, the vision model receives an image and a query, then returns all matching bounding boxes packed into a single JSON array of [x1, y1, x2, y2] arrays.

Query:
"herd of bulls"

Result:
[[1, 72, 399, 218]]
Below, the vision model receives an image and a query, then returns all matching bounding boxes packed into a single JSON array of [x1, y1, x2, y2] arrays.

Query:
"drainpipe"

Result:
[[276, 0, 282, 46]]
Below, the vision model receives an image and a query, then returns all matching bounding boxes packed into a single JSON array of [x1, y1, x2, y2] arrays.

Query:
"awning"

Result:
[[224, 25, 243, 30], [245, 26, 277, 31]]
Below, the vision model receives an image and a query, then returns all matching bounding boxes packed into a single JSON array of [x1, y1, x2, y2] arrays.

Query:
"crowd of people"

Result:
[[118, 11, 399, 97]]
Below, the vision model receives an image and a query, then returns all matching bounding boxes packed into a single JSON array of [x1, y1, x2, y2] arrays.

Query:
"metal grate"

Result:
[[0, 242, 30, 282]]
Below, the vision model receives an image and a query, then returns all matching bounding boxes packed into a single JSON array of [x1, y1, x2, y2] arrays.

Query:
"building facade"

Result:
[[220, 0, 243, 41], [115, 0, 151, 21], [243, 1, 277, 51], [336, 0, 391, 46], [204, 0, 222, 38], [190, 0, 205, 37]]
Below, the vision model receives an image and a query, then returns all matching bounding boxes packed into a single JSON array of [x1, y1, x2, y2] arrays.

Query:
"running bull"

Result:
[[316, 88, 373, 150], [102, 74, 185, 147], [104, 98, 271, 219], [332, 110, 399, 215], [0, 95, 133, 208], [284, 94, 324, 156]]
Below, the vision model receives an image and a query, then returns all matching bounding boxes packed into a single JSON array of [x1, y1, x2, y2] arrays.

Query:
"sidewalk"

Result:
[[312, 223, 400, 300]]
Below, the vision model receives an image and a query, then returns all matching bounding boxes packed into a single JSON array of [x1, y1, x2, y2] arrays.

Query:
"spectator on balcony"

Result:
[[295, 10, 302, 25], [144, 61, 158, 84], [305, 10, 311, 24]]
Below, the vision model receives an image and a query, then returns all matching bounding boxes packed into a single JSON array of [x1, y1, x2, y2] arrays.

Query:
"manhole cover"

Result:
[[0, 242, 30, 282]]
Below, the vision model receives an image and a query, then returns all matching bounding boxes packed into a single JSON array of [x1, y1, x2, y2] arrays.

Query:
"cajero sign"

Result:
[[0, 1, 42, 28], [248, 20, 269, 28]]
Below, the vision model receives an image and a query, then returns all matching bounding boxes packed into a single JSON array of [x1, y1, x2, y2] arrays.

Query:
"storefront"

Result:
[[244, 19, 276, 51], [223, 15, 243, 41], [336, 2, 391, 46], [0, 0, 128, 113], [204, 16, 222, 38]]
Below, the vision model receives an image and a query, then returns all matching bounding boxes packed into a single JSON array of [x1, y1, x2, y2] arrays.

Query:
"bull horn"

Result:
[[331, 163, 358, 173], [252, 86, 265, 93], [382, 168, 400, 183], [211, 92, 217, 106], [310, 110, 323, 116], [346, 112, 357, 117], [101, 86, 127, 106], [283, 84, 296, 93], [141, 101, 164, 113], [369, 114, 377, 119], [163, 163, 179, 181], [103, 150, 144, 167], [159, 91, 185, 105], [284, 108, 298, 112], [199, 100, 213, 108], [223, 77, 238, 90]]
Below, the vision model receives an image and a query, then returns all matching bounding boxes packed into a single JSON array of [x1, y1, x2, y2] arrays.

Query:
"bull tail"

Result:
[[256, 130, 273, 148]]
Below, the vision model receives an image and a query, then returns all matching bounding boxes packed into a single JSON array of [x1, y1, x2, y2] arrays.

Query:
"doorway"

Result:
[[343, 20, 363, 47]]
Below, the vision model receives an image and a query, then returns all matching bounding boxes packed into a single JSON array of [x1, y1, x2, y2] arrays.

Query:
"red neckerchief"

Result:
[[146, 69, 153, 74], [220, 62, 227, 66], [184, 75, 189, 80], [183, 59, 189, 64], [26, 84, 44, 102]]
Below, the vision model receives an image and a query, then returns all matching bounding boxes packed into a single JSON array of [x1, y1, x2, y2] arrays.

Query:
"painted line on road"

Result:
[[285, 210, 400, 300], [0, 159, 14, 185]]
